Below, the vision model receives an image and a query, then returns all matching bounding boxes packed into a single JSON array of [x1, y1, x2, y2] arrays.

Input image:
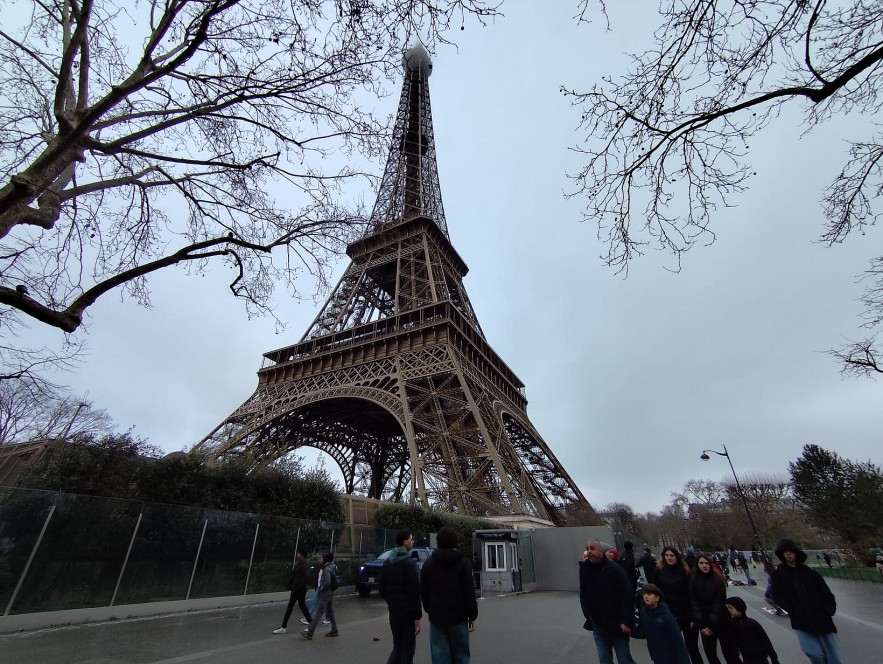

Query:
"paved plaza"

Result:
[[1, 578, 881, 664]]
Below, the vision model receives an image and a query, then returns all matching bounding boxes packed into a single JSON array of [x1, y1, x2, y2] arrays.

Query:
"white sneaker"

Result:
[[272, 627, 286, 634], [300, 618, 309, 625], [322, 619, 331, 625]]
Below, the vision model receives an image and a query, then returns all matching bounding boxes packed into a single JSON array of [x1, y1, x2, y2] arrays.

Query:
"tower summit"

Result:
[[195, 46, 599, 526]]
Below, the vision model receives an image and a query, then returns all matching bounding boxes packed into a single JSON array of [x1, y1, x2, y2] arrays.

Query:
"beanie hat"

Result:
[[726, 596, 747, 614]]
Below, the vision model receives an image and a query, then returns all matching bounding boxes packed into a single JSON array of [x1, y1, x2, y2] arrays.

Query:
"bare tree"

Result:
[[0, 381, 113, 444], [565, 0, 883, 371], [0, 0, 499, 378]]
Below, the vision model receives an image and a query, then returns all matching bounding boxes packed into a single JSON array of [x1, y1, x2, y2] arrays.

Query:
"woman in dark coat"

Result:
[[689, 553, 741, 664], [650, 546, 703, 664]]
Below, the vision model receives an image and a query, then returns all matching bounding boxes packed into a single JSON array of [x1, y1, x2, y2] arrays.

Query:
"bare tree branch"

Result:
[[0, 0, 501, 380]]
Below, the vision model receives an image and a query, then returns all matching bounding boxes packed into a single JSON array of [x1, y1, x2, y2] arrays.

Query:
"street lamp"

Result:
[[700, 445, 767, 559]]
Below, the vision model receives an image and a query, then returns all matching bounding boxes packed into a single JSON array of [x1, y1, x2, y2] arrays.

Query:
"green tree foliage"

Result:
[[15, 434, 344, 522], [372, 503, 499, 552], [789, 444, 883, 549]]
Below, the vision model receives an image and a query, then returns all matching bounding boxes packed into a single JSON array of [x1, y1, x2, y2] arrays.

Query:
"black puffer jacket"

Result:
[[689, 571, 727, 630], [650, 564, 691, 623], [771, 539, 837, 634], [420, 548, 478, 625], [379, 548, 422, 620]]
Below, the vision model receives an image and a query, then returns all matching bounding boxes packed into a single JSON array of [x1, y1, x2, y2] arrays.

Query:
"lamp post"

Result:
[[700, 445, 767, 559]]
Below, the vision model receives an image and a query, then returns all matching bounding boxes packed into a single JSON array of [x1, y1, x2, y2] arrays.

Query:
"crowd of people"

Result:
[[268, 532, 842, 664], [579, 538, 841, 664], [273, 526, 477, 664]]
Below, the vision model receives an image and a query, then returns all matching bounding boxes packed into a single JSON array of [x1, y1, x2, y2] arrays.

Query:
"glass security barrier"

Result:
[[0, 487, 419, 615]]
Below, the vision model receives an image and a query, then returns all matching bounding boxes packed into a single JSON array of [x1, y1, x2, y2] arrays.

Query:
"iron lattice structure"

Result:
[[195, 45, 599, 526]]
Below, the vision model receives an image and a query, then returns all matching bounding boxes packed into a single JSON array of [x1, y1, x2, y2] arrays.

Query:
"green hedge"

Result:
[[372, 503, 503, 553]]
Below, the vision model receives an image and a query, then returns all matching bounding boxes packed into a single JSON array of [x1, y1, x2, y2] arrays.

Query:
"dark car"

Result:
[[357, 546, 432, 597]]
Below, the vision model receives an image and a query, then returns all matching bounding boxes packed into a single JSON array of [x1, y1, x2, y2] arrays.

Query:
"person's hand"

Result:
[[700, 627, 713, 637], [619, 624, 632, 635], [468, 620, 475, 632], [414, 619, 421, 635]]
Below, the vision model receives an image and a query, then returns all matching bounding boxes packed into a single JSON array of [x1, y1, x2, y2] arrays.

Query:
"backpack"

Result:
[[328, 564, 340, 591]]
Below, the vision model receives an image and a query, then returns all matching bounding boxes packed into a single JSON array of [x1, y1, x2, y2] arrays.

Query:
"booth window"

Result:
[[485, 542, 506, 571]]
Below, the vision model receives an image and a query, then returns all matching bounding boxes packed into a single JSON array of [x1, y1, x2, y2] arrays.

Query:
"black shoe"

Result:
[[325, 630, 339, 637]]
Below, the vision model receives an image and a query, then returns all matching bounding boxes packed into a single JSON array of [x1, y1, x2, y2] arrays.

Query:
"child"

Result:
[[726, 596, 780, 664], [633, 583, 691, 664]]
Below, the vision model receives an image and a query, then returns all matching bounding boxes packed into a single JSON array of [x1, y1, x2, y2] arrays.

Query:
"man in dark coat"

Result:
[[638, 547, 657, 582], [619, 541, 640, 588], [771, 538, 841, 664], [579, 539, 638, 664], [420, 526, 478, 664], [273, 548, 311, 634], [379, 530, 423, 664]]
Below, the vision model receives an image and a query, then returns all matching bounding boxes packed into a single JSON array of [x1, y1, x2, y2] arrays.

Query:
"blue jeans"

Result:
[[795, 630, 841, 664], [429, 621, 470, 664], [591, 624, 637, 664]]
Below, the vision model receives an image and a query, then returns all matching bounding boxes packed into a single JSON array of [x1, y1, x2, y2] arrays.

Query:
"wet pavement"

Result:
[[1, 578, 880, 664]]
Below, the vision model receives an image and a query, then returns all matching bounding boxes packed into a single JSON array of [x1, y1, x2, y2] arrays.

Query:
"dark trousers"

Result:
[[281, 588, 310, 628], [387, 612, 417, 664], [678, 619, 703, 664], [699, 624, 742, 664]]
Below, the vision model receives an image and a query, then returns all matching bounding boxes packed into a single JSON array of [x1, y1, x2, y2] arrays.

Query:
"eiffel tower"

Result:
[[195, 45, 599, 526]]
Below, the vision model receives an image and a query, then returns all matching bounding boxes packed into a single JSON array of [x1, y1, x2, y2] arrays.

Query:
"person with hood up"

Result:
[[379, 530, 423, 664], [770, 538, 841, 664], [420, 526, 478, 664], [579, 539, 639, 664]]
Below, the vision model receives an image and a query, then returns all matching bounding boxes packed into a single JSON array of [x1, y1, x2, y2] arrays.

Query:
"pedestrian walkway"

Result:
[[1, 579, 880, 663]]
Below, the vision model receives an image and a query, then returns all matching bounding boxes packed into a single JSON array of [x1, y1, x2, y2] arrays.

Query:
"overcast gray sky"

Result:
[[26, 2, 883, 515]]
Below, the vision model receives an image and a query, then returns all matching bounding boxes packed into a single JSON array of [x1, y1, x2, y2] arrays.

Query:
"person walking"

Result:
[[634, 583, 690, 664], [379, 530, 422, 664], [301, 553, 339, 639], [272, 548, 311, 634], [689, 552, 741, 664], [726, 597, 779, 664], [620, 541, 640, 589], [579, 539, 639, 664], [771, 539, 841, 664], [420, 526, 478, 664], [649, 546, 702, 664], [639, 548, 657, 583]]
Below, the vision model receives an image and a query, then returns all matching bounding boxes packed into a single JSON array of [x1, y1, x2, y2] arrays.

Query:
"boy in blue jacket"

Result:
[[633, 583, 690, 664]]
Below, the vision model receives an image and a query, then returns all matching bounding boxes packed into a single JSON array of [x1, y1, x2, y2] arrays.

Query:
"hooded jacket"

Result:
[[379, 547, 422, 620], [633, 601, 691, 664], [771, 539, 837, 634], [420, 548, 478, 625]]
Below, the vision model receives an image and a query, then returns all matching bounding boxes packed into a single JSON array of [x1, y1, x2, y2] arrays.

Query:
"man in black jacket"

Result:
[[379, 530, 422, 664], [579, 539, 638, 664], [771, 538, 841, 664], [420, 526, 478, 664], [273, 548, 311, 634]]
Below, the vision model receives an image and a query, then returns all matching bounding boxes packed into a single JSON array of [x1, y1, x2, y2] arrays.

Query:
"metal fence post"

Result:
[[186, 518, 209, 601], [244, 523, 260, 595], [110, 511, 143, 607], [4, 505, 55, 616]]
